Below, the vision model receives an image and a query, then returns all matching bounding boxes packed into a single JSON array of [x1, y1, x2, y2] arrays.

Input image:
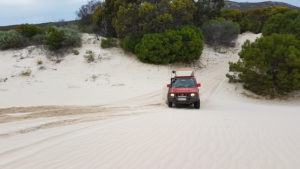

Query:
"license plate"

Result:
[[177, 97, 187, 101]]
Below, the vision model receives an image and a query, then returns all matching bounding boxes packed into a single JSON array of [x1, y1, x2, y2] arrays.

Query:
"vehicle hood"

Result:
[[170, 88, 199, 93]]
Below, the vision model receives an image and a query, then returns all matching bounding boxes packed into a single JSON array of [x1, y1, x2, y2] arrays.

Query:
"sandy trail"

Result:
[[1, 32, 300, 169], [1, 104, 300, 169]]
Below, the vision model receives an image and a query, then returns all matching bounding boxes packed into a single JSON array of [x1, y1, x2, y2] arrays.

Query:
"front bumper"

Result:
[[168, 95, 200, 105]]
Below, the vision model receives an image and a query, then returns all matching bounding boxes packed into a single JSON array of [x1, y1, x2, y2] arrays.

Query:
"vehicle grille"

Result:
[[175, 93, 189, 97]]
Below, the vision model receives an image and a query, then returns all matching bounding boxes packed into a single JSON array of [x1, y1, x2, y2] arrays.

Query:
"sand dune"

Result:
[[0, 32, 300, 169]]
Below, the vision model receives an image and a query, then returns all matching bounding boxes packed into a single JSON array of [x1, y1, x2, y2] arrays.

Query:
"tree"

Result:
[[92, 0, 122, 37], [77, 0, 102, 26], [138, 2, 158, 33], [92, 0, 225, 37], [220, 9, 243, 23], [193, 0, 225, 26], [169, 0, 196, 25], [221, 7, 292, 33], [263, 10, 300, 39], [112, 3, 139, 38], [202, 19, 240, 46], [227, 34, 300, 96]]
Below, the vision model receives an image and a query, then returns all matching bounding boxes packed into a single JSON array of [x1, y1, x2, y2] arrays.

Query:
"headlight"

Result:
[[170, 93, 175, 97], [191, 93, 196, 97]]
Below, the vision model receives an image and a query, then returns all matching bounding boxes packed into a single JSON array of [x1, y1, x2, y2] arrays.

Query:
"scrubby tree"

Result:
[[220, 9, 243, 23], [242, 7, 292, 33], [92, 0, 224, 37], [263, 10, 300, 39], [194, 0, 225, 26], [169, 0, 196, 25], [77, 0, 102, 26], [92, 0, 120, 37], [227, 34, 300, 96], [112, 3, 139, 38], [138, 2, 157, 33], [202, 19, 240, 46], [153, 13, 174, 33], [221, 7, 292, 33]]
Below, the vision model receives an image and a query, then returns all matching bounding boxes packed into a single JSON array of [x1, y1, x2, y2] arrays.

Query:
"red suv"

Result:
[[167, 70, 201, 109]]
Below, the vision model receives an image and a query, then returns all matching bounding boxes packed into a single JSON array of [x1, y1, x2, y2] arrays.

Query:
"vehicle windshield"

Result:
[[171, 78, 196, 88]]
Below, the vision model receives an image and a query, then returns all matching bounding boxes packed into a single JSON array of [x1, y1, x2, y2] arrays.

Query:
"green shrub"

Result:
[[121, 35, 142, 53], [44, 27, 65, 50], [18, 24, 43, 38], [135, 26, 204, 64], [101, 38, 118, 48], [0, 30, 23, 50], [135, 33, 171, 64], [20, 69, 32, 76], [202, 19, 240, 46], [263, 10, 300, 39], [62, 28, 82, 47], [31, 34, 44, 45], [44, 27, 81, 50], [72, 49, 80, 55], [84, 50, 95, 63], [227, 34, 300, 97], [37, 60, 43, 65]]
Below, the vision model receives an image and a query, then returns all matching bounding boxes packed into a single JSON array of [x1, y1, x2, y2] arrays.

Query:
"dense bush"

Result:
[[44, 27, 65, 50], [101, 38, 118, 48], [263, 10, 300, 39], [135, 26, 204, 64], [44, 27, 81, 50], [120, 34, 142, 53], [221, 7, 292, 33], [0, 30, 23, 50], [17, 24, 43, 38], [227, 34, 300, 96], [31, 34, 44, 45], [202, 19, 240, 46]]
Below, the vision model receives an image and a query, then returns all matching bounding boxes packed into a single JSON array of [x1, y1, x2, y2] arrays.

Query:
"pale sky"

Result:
[[0, 0, 299, 26], [0, 0, 88, 26]]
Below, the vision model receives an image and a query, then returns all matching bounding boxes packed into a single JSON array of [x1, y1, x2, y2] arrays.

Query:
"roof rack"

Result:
[[172, 70, 194, 77]]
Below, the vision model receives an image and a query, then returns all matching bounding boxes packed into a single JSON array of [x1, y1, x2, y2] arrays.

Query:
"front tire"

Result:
[[194, 100, 200, 109], [168, 102, 173, 108]]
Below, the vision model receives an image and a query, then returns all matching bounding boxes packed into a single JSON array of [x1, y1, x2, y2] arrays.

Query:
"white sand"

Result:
[[0, 32, 300, 169]]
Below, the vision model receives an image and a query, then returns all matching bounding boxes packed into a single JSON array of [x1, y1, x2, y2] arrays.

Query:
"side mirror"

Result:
[[167, 84, 171, 88], [197, 83, 201, 87]]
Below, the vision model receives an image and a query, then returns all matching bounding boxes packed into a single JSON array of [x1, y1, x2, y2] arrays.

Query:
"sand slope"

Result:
[[0, 32, 300, 169]]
